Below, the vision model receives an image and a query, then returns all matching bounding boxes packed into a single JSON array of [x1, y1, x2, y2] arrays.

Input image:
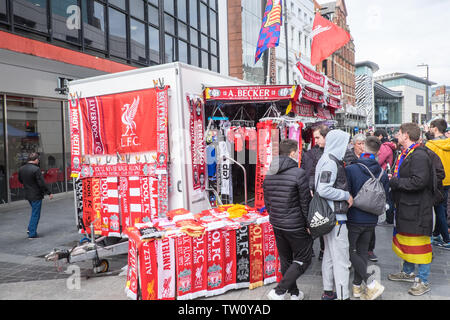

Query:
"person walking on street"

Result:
[[344, 134, 366, 165], [301, 125, 330, 261], [345, 137, 389, 300], [425, 119, 450, 249], [388, 123, 434, 296], [18, 152, 53, 239], [315, 129, 353, 300], [264, 139, 313, 300]]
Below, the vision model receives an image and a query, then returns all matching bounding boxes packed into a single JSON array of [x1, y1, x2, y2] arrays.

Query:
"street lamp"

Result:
[[417, 63, 430, 121]]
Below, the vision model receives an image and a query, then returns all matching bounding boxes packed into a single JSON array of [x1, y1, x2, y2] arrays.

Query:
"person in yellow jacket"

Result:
[[425, 119, 450, 249]]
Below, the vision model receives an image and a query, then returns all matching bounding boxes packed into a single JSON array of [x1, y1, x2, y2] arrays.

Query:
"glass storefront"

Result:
[[0, 95, 70, 203], [375, 97, 402, 125]]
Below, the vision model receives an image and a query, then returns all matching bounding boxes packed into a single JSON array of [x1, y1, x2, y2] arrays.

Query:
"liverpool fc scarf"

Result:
[[191, 234, 208, 299], [235, 225, 250, 289], [222, 229, 237, 293], [394, 143, 419, 178], [262, 222, 278, 285], [206, 230, 225, 296], [175, 234, 194, 300], [249, 223, 264, 289]]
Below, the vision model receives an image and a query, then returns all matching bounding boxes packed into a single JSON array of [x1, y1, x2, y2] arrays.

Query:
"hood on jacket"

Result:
[[382, 141, 397, 151], [324, 129, 350, 161], [426, 138, 450, 152], [267, 155, 298, 175]]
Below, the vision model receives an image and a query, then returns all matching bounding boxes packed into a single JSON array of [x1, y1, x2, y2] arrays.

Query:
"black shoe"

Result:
[[319, 250, 324, 261], [28, 234, 39, 239], [321, 292, 337, 300], [368, 251, 378, 262]]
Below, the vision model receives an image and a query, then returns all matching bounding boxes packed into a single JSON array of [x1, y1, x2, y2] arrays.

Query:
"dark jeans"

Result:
[[369, 230, 375, 252], [27, 200, 42, 237], [273, 227, 312, 295], [348, 224, 374, 286], [433, 186, 450, 243]]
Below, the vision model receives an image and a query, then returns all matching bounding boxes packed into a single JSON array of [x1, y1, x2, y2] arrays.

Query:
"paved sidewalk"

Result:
[[0, 193, 449, 300]]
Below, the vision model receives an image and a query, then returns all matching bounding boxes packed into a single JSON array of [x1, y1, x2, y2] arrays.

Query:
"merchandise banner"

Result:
[[327, 78, 342, 97], [249, 224, 264, 289], [156, 237, 176, 300], [78, 87, 169, 156], [139, 239, 158, 300], [293, 101, 314, 117], [235, 225, 250, 289], [317, 107, 333, 120], [107, 177, 121, 237], [204, 85, 299, 102], [187, 95, 206, 192], [206, 230, 225, 296], [79, 163, 156, 179], [74, 179, 84, 232], [296, 62, 326, 87], [327, 96, 341, 109], [125, 237, 139, 300], [175, 235, 194, 300], [262, 222, 278, 285], [191, 234, 208, 299], [68, 94, 82, 176], [119, 176, 131, 231], [303, 86, 324, 103], [222, 229, 237, 292]]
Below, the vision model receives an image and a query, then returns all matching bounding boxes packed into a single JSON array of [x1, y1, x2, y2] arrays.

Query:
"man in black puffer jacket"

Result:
[[264, 139, 312, 300]]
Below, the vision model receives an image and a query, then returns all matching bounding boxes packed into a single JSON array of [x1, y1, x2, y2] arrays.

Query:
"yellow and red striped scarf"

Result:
[[392, 229, 432, 264]]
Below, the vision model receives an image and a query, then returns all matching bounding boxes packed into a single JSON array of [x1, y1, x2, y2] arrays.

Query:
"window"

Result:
[[201, 50, 209, 69], [165, 13, 175, 34], [108, 8, 127, 58], [14, 0, 48, 33], [130, 18, 146, 62], [148, 25, 160, 63], [0, 1, 7, 22], [83, 0, 106, 51], [52, 0, 80, 44], [190, 0, 198, 28], [130, 0, 145, 20], [109, 0, 125, 10], [200, 2, 207, 34], [416, 95, 424, 106], [178, 0, 187, 22], [148, 4, 159, 23], [165, 34, 176, 62], [209, 10, 217, 39], [165, 0, 175, 15], [179, 40, 188, 63], [190, 46, 199, 66]]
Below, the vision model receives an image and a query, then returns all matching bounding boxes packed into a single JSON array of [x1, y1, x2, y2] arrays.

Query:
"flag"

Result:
[[310, 12, 351, 66], [255, 0, 283, 64]]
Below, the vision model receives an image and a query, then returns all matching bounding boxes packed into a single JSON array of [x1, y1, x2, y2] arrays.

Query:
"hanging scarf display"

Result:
[[206, 229, 225, 296], [175, 234, 194, 300], [128, 176, 142, 226], [140, 176, 152, 223], [68, 93, 82, 176], [249, 223, 264, 289], [74, 179, 84, 232], [262, 221, 278, 285], [82, 178, 93, 234], [119, 176, 130, 231], [222, 229, 237, 293], [125, 237, 138, 300], [91, 178, 102, 235], [187, 95, 206, 192], [106, 177, 121, 237], [157, 237, 176, 300], [139, 239, 158, 300], [235, 225, 250, 289], [218, 140, 233, 204], [191, 233, 208, 299], [100, 178, 110, 236]]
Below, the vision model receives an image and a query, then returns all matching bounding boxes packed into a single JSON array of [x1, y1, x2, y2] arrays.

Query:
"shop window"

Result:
[[130, 18, 146, 63], [14, 0, 48, 33], [52, 0, 81, 44], [82, 0, 106, 51], [6, 96, 65, 201], [108, 7, 127, 58]]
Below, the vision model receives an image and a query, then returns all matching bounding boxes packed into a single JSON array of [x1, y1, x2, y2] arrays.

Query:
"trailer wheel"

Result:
[[95, 259, 109, 273]]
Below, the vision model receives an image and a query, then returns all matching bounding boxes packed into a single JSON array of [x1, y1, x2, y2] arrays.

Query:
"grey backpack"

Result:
[[353, 164, 386, 216]]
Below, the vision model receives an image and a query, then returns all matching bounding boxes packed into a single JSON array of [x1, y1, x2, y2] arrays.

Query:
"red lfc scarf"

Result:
[[262, 222, 277, 284], [107, 177, 121, 237], [99, 178, 110, 236], [175, 235, 193, 300], [249, 223, 264, 289], [125, 237, 138, 300], [119, 176, 131, 231], [150, 176, 159, 221], [139, 239, 158, 300], [157, 237, 176, 300], [91, 178, 102, 235], [140, 176, 152, 223], [206, 230, 225, 296], [191, 233, 208, 299], [222, 229, 237, 293], [82, 178, 93, 234], [128, 176, 141, 226]]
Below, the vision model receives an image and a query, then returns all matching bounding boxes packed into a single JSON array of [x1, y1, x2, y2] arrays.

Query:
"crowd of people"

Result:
[[263, 120, 450, 301]]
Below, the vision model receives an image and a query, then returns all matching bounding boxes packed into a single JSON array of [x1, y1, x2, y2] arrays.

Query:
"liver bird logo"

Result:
[[121, 96, 140, 136]]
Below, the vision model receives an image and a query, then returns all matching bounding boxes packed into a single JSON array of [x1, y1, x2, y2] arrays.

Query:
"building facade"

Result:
[[355, 61, 379, 128], [0, 0, 225, 204], [316, 0, 355, 108], [375, 73, 436, 125], [373, 81, 403, 132], [431, 85, 450, 122]]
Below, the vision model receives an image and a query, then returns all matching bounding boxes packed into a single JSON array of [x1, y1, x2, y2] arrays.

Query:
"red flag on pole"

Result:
[[310, 12, 351, 66]]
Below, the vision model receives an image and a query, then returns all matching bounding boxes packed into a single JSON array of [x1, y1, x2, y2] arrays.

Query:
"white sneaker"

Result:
[[267, 289, 286, 300], [360, 280, 385, 300], [289, 291, 305, 300]]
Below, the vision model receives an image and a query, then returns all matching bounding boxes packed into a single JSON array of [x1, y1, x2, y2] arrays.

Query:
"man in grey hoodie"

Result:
[[315, 129, 353, 300]]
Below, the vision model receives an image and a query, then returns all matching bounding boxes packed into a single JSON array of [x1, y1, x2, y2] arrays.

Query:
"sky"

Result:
[[317, 0, 450, 86]]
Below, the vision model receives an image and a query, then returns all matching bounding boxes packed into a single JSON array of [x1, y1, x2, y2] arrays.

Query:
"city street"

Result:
[[0, 192, 449, 300]]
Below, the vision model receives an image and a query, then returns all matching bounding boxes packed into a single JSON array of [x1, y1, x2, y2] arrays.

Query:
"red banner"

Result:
[[293, 101, 315, 117], [327, 79, 342, 96], [296, 62, 326, 87], [327, 96, 341, 109], [119, 176, 131, 231], [187, 95, 206, 192], [82, 178, 93, 234], [204, 85, 298, 101], [68, 94, 82, 175], [78, 87, 169, 156], [79, 163, 156, 179], [303, 86, 324, 103], [317, 107, 333, 120]]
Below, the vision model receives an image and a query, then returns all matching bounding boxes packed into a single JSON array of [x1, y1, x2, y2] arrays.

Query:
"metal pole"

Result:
[[426, 65, 430, 121], [284, 1, 289, 84]]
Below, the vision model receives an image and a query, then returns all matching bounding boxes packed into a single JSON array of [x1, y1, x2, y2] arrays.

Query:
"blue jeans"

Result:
[[402, 261, 430, 284], [434, 186, 450, 243], [27, 200, 42, 237]]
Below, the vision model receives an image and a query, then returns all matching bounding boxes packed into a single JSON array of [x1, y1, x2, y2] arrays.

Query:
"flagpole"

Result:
[[283, 0, 289, 84]]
